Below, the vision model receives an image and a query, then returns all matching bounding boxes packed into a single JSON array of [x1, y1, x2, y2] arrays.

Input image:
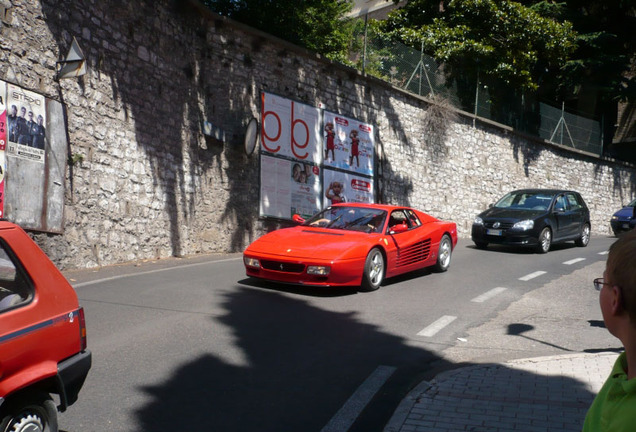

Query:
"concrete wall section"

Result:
[[0, 0, 634, 269]]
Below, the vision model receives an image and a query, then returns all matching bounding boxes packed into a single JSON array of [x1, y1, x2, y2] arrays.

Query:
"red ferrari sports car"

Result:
[[243, 203, 458, 291]]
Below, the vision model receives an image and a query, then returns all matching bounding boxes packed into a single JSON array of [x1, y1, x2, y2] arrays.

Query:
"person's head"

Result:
[[332, 182, 342, 194], [10, 105, 16, 115], [37, 115, 43, 125], [292, 163, 301, 181], [20, 107, 26, 117], [28, 111, 34, 121], [602, 229, 636, 330]]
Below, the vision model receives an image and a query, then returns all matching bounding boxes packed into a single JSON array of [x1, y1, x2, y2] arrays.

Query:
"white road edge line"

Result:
[[417, 315, 457, 337], [563, 258, 586, 265], [72, 257, 243, 288], [598, 251, 609, 255], [321, 365, 396, 432], [519, 271, 547, 281], [471, 287, 508, 303]]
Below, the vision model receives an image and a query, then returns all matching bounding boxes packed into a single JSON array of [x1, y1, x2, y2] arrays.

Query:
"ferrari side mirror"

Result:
[[292, 214, 305, 224], [390, 223, 409, 234]]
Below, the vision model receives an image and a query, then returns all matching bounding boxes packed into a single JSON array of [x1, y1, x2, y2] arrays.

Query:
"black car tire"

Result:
[[433, 234, 453, 272], [360, 248, 385, 292], [0, 393, 58, 432], [575, 223, 591, 247], [537, 227, 552, 253]]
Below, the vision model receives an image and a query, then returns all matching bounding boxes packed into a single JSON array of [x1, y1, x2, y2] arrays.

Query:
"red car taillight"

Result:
[[78, 306, 87, 351]]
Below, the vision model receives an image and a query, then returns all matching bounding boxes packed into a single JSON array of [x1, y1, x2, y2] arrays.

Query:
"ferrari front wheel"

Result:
[[360, 248, 384, 292], [433, 234, 453, 272]]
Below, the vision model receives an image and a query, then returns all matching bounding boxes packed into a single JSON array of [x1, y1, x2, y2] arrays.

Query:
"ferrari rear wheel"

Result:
[[433, 234, 452, 272], [360, 248, 384, 292]]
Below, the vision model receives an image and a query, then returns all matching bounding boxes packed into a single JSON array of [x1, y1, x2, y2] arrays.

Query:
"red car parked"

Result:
[[0, 222, 91, 432], [244, 203, 458, 291]]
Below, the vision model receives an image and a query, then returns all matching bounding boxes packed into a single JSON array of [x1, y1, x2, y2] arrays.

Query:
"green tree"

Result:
[[202, 0, 355, 63], [380, 0, 577, 125], [522, 1, 636, 149]]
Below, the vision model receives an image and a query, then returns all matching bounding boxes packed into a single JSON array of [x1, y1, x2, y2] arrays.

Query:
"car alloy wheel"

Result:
[[537, 227, 551, 254], [360, 248, 384, 292], [575, 223, 590, 247], [433, 234, 452, 272]]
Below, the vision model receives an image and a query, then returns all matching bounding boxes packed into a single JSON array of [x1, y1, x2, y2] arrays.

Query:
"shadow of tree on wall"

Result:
[[39, 0, 267, 259], [593, 162, 636, 205]]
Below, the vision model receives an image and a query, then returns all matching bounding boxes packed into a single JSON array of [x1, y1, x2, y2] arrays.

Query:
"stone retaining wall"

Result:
[[1, 0, 633, 269]]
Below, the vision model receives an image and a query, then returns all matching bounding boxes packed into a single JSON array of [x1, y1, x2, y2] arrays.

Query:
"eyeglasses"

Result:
[[593, 278, 612, 291]]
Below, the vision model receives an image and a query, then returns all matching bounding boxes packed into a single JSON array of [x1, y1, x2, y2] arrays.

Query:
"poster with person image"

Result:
[[323, 168, 374, 209], [260, 153, 321, 219], [322, 111, 374, 176], [6, 83, 46, 163]]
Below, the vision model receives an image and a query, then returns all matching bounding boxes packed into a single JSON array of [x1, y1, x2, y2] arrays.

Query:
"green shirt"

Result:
[[583, 352, 636, 431]]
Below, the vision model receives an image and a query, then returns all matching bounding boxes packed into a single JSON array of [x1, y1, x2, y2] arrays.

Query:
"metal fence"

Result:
[[349, 23, 603, 155]]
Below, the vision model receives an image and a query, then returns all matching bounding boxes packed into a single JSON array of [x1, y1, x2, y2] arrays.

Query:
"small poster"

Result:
[[323, 168, 374, 208], [323, 111, 374, 176], [6, 83, 46, 163]]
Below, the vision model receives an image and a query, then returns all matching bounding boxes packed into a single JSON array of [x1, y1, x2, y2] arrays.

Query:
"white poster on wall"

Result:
[[259, 92, 322, 218], [259, 153, 321, 219], [261, 92, 322, 163], [323, 111, 374, 176], [6, 83, 46, 163], [323, 168, 374, 209]]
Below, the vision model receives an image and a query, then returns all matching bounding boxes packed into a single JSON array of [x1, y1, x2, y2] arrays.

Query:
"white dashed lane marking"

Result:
[[321, 365, 396, 432], [417, 315, 457, 337], [471, 287, 508, 303], [519, 271, 547, 281], [599, 251, 609, 255], [563, 258, 586, 265]]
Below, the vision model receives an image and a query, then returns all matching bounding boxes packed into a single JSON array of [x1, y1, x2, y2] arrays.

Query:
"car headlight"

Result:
[[244, 257, 260, 268], [307, 265, 330, 276], [611, 215, 619, 221], [473, 217, 484, 226], [513, 219, 534, 230]]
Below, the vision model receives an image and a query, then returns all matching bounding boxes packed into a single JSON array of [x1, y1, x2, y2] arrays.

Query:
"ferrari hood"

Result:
[[245, 227, 372, 259]]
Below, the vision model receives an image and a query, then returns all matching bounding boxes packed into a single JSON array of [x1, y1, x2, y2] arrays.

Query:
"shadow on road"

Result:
[[129, 285, 601, 432]]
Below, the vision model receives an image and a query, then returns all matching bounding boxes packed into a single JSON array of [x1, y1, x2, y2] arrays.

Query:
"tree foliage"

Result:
[[381, 0, 577, 93], [202, 0, 355, 63]]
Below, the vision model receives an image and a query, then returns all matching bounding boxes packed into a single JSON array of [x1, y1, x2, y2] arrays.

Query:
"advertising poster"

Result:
[[323, 111, 374, 176], [0, 81, 6, 217], [323, 168, 374, 209], [260, 154, 321, 219], [6, 83, 46, 164], [261, 92, 321, 163], [259, 92, 322, 218]]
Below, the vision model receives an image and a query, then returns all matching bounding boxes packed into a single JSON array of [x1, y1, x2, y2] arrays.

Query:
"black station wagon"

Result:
[[471, 189, 591, 253]]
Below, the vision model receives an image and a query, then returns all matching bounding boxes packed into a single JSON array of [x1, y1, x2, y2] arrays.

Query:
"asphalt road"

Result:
[[59, 235, 618, 432]]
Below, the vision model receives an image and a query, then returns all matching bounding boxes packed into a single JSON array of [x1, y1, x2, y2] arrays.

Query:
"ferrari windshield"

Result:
[[494, 191, 554, 211], [304, 206, 387, 233]]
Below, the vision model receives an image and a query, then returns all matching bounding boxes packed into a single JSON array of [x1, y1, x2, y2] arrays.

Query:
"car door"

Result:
[[552, 194, 578, 239], [384, 209, 432, 276], [565, 192, 588, 235]]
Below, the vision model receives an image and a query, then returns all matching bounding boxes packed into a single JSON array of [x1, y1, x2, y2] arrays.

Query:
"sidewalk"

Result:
[[384, 352, 619, 432]]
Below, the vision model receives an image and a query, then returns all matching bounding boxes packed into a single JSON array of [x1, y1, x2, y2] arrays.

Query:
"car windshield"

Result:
[[304, 206, 387, 233], [494, 192, 554, 211]]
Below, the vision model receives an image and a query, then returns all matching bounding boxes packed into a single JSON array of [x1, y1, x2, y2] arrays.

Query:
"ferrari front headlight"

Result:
[[244, 257, 260, 268], [307, 266, 330, 276]]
